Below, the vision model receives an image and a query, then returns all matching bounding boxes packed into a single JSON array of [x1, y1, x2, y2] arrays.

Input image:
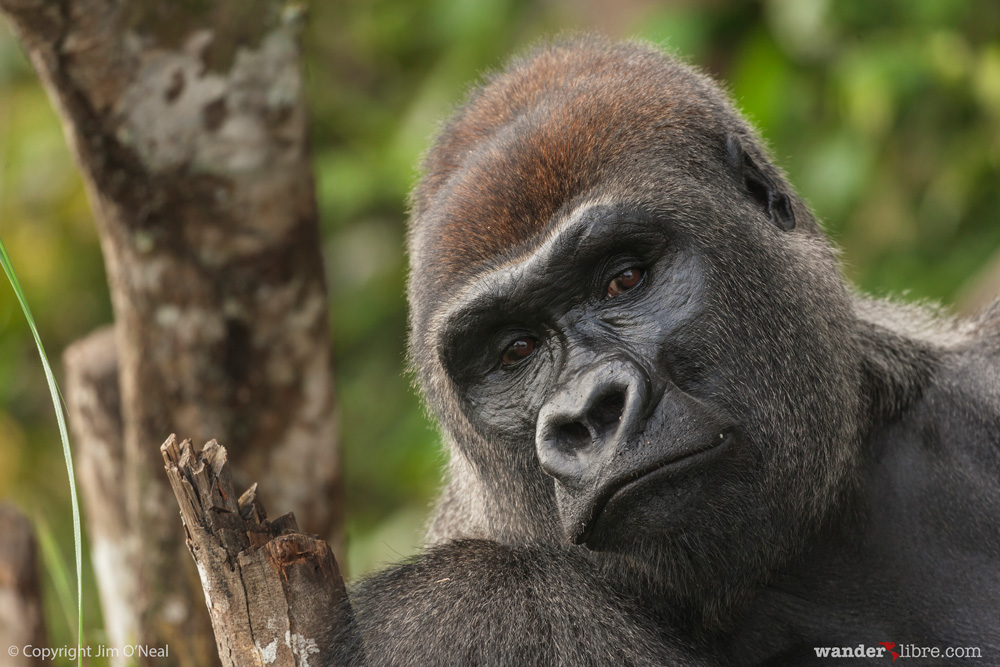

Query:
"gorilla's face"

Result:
[[427, 156, 866, 611], [437, 200, 737, 548]]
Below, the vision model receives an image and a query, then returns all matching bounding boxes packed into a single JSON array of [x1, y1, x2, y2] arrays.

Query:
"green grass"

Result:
[[0, 235, 82, 666]]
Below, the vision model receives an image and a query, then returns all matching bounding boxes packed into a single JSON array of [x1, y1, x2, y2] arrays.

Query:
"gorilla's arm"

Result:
[[334, 539, 713, 666]]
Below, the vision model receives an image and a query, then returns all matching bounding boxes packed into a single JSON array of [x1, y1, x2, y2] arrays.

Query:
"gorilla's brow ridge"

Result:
[[432, 198, 628, 334]]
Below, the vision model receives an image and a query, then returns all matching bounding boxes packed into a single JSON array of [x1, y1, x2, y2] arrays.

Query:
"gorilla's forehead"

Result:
[[419, 106, 663, 286], [409, 39, 740, 298]]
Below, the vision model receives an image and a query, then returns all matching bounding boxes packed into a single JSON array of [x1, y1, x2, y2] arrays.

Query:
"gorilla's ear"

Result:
[[725, 134, 796, 231]]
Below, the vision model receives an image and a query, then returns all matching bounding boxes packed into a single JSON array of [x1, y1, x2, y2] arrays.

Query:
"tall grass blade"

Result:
[[34, 515, 77, 638], [0, 235, 83, 665]]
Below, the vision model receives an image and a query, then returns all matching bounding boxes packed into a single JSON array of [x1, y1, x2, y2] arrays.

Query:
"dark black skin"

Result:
[[333, 38, 1000, 666]]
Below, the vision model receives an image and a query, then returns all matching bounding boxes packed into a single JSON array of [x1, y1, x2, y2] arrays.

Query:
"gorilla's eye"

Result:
[[500, 337, 537, 366], [606, 267, 645, 298]]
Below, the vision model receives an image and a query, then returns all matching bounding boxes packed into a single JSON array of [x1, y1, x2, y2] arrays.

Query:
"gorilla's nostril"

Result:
[[587, 391, 626, 435], [555, 421, 591, 450], [538, 375, 638, 462]]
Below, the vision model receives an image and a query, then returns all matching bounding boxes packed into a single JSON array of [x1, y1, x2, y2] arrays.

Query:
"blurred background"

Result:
[[1, 0, 999, 647]]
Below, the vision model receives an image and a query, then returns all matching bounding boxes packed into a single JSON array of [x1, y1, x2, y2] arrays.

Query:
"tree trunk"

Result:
[[161, 436, 351, 667], [63, 327, 136, 666], [0, 1, 343, 664], [0, 504, 47, 666]]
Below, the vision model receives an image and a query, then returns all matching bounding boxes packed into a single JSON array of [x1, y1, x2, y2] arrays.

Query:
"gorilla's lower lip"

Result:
[[570, 429, 737, 546]]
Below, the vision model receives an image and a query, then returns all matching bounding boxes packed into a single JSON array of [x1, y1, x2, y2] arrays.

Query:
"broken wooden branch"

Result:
[[161, 435, 350, 667]]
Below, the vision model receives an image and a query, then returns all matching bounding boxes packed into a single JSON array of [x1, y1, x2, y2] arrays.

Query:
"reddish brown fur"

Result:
[[409, 37, 745, 292]]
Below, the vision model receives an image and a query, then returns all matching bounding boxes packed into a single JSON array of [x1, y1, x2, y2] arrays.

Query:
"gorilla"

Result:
[[334, 37, 1000, 666]]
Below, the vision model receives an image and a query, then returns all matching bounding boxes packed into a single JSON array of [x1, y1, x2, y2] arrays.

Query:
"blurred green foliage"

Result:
[[1, 0, 998, 649]]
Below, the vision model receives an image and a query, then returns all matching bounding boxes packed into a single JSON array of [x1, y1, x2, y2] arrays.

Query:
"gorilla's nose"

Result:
[[535, 360, 650, 488]]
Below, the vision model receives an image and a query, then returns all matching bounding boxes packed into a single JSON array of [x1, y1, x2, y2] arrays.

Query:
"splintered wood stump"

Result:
[[161, 436, 350, 667]]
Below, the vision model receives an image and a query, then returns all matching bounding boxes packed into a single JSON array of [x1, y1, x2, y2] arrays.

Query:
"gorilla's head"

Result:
[[407, 38, 868, 621]]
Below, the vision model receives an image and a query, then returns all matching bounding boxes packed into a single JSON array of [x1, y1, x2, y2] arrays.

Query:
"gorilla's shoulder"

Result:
[[951, 300, 1000, 390], [968, 299, 1000, 356], [339, 540, 710, 666], [912, 301, 1000, 451]]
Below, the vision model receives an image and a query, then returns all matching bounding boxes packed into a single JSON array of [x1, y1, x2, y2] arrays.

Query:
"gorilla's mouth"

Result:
[[570, 428, 738, 546]]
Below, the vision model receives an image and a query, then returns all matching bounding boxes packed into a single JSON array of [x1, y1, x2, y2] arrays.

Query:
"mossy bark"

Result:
[[1, 1, 343, 663]]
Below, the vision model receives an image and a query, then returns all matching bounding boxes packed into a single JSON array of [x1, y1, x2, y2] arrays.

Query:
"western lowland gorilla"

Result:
[[333, 37, 1000, 666]]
